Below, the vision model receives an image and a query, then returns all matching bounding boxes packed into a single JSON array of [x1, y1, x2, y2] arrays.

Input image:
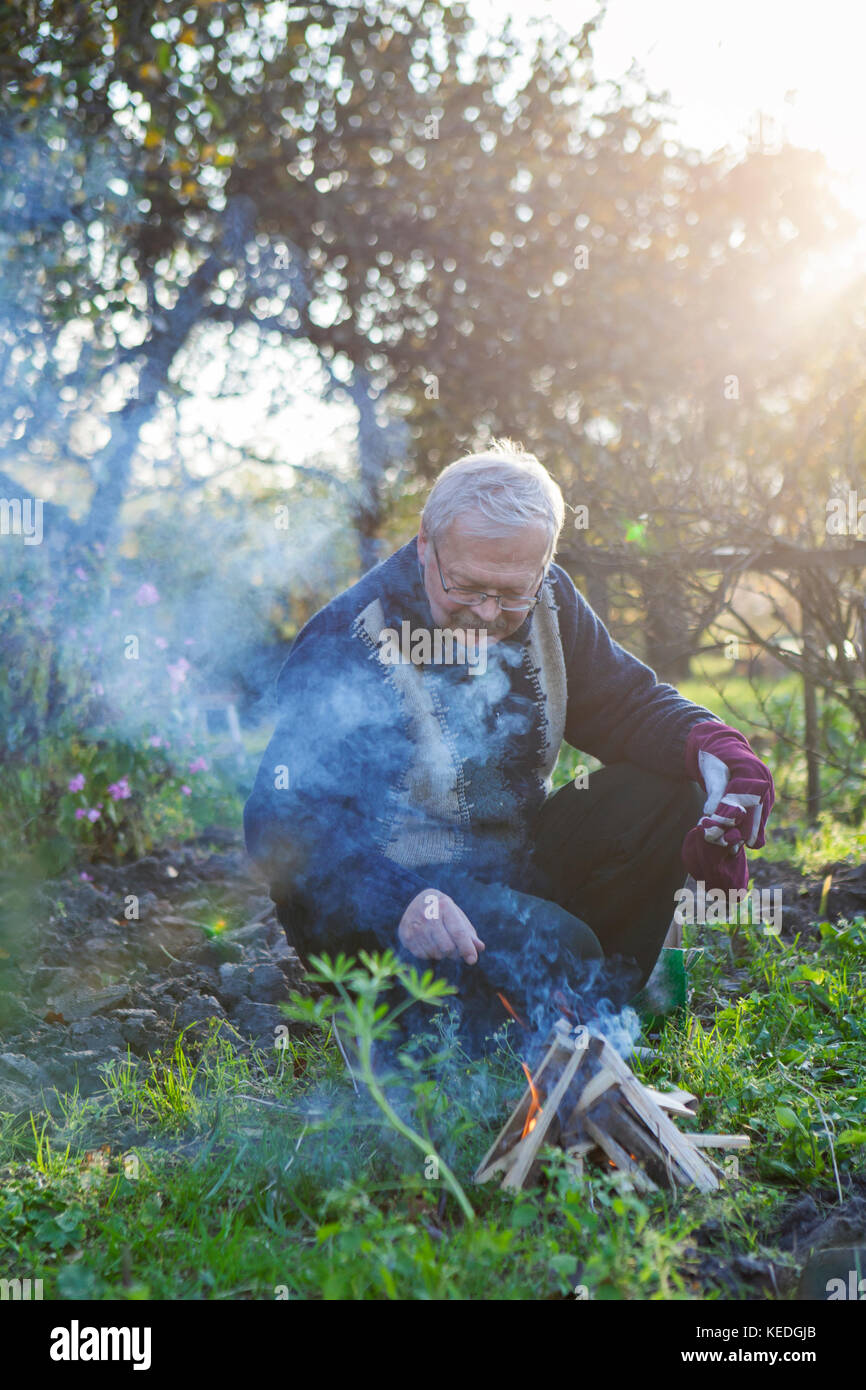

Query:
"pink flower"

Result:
[[135, 582, 160, 606], [188, 756, 208, 774], [111, 608, 121, 617], [68, 773, 86, 792], [79, 871, 93, 881], [166, 657, 190, 693], [108, 778, 131, 800], [87, 809, 100, 822], [74, 808, 88, 821], [148, 735, 163, 748], [74, 566, 87, 581], [180, 784, 192, 796], [155, 636, 168, 649]]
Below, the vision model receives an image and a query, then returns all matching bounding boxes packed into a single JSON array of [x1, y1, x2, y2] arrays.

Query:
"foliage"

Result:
[[668, 911, 866, 1190], [788, 813, 866, 876], [4, 2, 862, 596], [283, 950, 473, 1218], [0, 537, 247, 874], [679, 662, 866, 825]]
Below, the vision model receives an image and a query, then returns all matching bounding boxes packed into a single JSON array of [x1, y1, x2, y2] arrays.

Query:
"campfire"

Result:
[[475, 1019, 749, 1192]]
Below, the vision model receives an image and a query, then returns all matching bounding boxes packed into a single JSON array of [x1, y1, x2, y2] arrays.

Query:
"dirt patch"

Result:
[[685, 1179, 866, 1299], [1, 842, 863, 1119], [750, 857, 866, 940], [0, 829, 305, 1117]]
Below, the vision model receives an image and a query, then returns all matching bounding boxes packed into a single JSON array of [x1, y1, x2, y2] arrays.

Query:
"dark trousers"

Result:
[[276, 764, 704, 1051]]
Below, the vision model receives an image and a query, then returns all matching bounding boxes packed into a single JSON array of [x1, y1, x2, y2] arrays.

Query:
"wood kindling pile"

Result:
[[474, 1020, 750, 1192]]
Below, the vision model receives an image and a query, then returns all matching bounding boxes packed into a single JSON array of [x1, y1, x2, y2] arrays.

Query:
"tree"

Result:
[[0, 0, 493, 564]]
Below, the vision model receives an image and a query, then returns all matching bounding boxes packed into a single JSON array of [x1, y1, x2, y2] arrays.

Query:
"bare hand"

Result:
[[398, 889, 486, 965]]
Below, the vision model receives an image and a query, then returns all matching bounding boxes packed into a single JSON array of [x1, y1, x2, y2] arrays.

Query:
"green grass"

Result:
[[0, 1020, 698, 1300], [677, 668, 803, 736], [2, 903, 866, 1301]]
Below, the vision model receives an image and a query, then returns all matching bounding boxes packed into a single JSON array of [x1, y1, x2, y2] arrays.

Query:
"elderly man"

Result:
[[244, 440, 774, 1052]]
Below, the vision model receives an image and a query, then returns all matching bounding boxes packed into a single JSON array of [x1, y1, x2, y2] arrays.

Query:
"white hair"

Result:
[[420, 438, 565, 561]]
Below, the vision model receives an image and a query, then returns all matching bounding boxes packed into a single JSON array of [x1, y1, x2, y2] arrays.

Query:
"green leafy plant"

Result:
[[283, 950, 476, 1220]]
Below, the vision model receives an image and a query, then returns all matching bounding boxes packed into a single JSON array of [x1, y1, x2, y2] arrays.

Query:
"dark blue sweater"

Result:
[[243, 536, 718, 941]]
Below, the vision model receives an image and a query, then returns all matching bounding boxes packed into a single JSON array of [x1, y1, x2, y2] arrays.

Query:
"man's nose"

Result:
[[470, 597, 501, 623]]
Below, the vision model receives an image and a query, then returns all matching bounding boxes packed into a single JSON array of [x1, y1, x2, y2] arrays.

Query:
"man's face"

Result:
[[417, 513, 550, 643]]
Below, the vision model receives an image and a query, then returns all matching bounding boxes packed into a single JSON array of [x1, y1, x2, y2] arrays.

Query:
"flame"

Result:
[[552, 988, 579, 1024], [520, 1062, 543, 1139], [497, 992, 527, 1029]]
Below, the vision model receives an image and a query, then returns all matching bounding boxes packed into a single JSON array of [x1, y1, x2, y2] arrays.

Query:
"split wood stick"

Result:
[[501, 1065, 584, 1191], [565, 1140, 595, 1157], [501, 1033, 590, 1190], [557, 1047, 613, 1139], [619, 1082, 721, 1189], [604, 1106, 689, 1190], [592, 1038, 720, 1192], [582, 1116, 659, 1194], [473, 1034, 575, 1181], [476, 1114, 567, 1185], [474, 1147, 519, 1184], [641, 1086, 699, 1117], [574, 1067, 619, 1113], [589, 1037, 715, 1187], [563, 1140, 594, 1180], [686, 1134, 751, 1149]]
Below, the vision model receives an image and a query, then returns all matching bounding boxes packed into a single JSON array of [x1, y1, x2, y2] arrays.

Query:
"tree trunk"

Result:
[[800, 598, 822, 824], [348, 365, 392, 574], [642, 569, 693, 683]]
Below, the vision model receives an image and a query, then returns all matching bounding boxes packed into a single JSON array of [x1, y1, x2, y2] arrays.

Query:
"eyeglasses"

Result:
[[431, 543, 546, 612]]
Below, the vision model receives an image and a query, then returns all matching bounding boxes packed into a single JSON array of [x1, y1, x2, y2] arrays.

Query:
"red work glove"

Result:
[[681, 721, 775, 892]]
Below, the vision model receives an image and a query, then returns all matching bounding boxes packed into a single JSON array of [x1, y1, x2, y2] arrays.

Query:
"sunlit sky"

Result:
[[186, 0, 866, 480], [485, 0, 866, 220]]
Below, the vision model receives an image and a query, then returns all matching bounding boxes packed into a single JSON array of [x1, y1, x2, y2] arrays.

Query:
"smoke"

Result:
[[0, 106, 367, 772], [0, 488, 355, 783], [4, 108, 646, 1121], [245, 544, 654, 1085], [459, 887, 644, 1064]]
